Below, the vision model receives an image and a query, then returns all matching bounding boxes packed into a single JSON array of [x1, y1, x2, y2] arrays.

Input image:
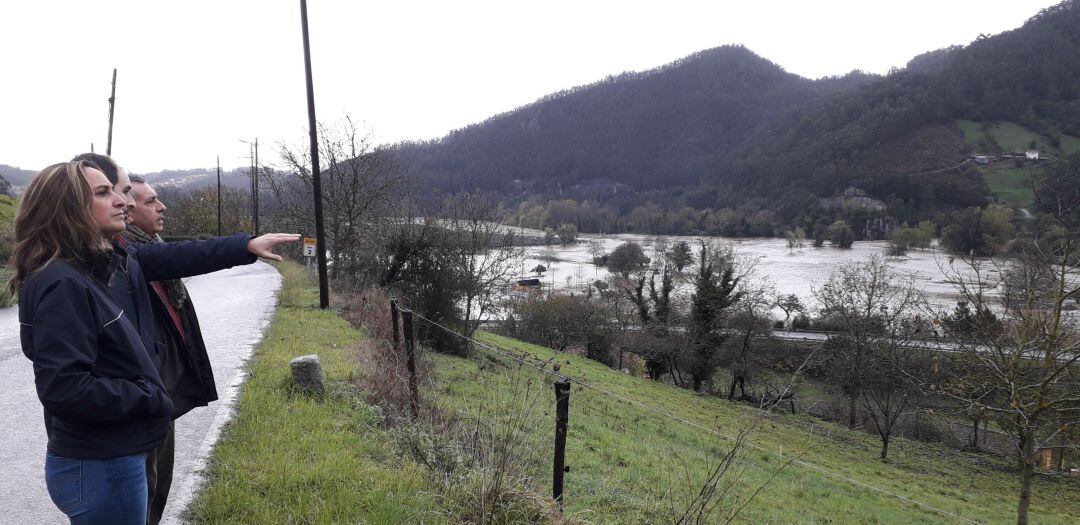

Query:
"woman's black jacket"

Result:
[[19, 255, 173, 459]]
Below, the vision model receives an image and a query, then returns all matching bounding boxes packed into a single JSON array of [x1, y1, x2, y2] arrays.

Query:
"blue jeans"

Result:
[[44, 452, 148, 525]]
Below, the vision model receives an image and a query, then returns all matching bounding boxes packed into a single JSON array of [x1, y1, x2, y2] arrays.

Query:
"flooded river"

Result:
[[516, 233, 998, 315]]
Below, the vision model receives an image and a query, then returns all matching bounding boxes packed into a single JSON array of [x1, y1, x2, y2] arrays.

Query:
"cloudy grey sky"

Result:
[[0, 0, 1061, 173]]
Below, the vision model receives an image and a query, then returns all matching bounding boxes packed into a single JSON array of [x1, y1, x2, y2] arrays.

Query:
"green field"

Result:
[[981, 166, 1036, 208], [428, 333, 1080, 524], [1060, 133, 1080, 156], [955, 119, 1079, 156], [193, 265, 1079, 524], [953, 120, 1080, 208]]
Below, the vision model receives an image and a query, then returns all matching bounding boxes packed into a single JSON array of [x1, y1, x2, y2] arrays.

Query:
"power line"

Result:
[[402, 308, 979, 524]]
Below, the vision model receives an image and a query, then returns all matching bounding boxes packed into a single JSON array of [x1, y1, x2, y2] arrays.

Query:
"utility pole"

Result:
[[216, 156, 222, 236], [248, 142, 255, 229], [300, 0, 329, 309], [106, 68, 117, 156], [253, 138, 260, 236], [239, 138, 259, 235]]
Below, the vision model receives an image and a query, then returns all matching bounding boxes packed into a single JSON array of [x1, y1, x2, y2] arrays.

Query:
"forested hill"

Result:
[[0, 165, 34, 194], [395, 45, 873, 195], [391, 0, 1080, 236]]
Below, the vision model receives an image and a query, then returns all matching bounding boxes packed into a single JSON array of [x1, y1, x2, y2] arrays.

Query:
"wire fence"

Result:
[[381, 303, 980, 524]]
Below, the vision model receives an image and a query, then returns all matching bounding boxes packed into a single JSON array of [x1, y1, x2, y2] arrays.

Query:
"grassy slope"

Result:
[[429, 332, 1080, 524], [1059, 134, 1080, 156], [1, 194, 16, 306], [190, 263, 1077, 523], [0, 194, 14, 224], [982, 166, 1037, 208], [953, 120, 1080, 208], [186, 263, 444, 524]]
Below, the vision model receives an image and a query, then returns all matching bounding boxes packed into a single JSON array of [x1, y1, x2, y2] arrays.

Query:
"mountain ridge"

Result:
[[389, 0, 1080, 236]]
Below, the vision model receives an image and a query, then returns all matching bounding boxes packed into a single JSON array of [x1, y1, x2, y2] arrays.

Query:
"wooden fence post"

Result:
[[553, 379, 571, 509], [390, 299, 400, 353], [401, 309, 420, 419]]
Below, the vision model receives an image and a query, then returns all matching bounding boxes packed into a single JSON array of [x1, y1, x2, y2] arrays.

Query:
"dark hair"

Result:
[[128, 175, 148, 199], [71, 153, 120, 184], [9, 161, 105, 293]]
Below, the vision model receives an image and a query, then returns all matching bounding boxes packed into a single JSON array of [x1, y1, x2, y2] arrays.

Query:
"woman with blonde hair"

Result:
[[13, 160, 172, 524]]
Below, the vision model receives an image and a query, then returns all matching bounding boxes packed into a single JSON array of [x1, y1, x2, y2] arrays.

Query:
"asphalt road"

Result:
[[0, 261, 281, 524]]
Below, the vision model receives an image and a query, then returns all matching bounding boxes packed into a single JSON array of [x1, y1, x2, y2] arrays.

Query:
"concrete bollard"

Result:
[[290, 354, 325, 394]]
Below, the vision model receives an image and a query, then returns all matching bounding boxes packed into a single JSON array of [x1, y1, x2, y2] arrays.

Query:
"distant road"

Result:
[[0, 262, 280, 524]]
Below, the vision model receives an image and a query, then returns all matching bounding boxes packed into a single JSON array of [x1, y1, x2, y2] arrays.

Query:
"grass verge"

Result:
[[184, 262, 444, 524]]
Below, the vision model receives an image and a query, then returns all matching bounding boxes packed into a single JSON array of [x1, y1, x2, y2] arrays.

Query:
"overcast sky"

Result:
[[0, 0, 1062, 173]]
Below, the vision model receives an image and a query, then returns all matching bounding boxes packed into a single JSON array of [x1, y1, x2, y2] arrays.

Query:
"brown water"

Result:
[[518, 234, 999, 315]]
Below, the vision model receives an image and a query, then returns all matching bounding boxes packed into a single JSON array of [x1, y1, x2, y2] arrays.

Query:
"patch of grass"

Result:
[[956, 119, 1080, 158], [0, 194, 15, 226], [185, 261, 445, 524], [425, 332, 1080, 524], [1059, 134, 1080, 156], [982, 165, 1036, 208], [986, 122, 1045, 153], [1, 194, 16, 306], [956, 119, 990, 149]]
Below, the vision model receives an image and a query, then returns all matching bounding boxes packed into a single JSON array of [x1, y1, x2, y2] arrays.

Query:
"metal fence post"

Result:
[[553, 379, 571, 509]]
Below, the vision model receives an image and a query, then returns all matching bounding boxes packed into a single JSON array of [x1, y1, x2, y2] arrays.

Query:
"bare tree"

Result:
[[266, 115, 411, 279], [772, 293, 804, 329], [932, 249, 1080, 524], [723, 284, 773, 400], [155, 185, 252, 238], [916, 157, 1080, 523], [814, 254, 922, 429], [439, 193, 523, 340], [858, 317, 929, 460]]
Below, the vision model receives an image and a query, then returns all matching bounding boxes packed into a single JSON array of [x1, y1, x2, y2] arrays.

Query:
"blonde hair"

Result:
[[9, 161, 105, 293]]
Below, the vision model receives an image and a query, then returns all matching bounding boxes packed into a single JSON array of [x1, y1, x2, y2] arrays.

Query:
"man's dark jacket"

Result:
[[149, 278, 214, 418], [19, 256, 174, 459], [108, 234, 255, 418]]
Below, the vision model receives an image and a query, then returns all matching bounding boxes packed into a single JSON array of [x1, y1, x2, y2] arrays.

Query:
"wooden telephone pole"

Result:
[[300, 0, 329, 309], [106, 69, 117, 155], [216, 156, 223, 236]]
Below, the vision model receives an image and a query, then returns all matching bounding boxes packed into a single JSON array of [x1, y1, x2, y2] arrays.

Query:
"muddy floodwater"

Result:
[[515, 233, 999, 315]]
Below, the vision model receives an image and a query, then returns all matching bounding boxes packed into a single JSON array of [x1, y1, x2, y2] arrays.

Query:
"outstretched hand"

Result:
[[247, 233, 302, 262]]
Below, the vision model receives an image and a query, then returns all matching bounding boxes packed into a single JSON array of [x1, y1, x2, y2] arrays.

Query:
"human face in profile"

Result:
[[129, 182, 167, 235], [112, 167, 136, 222], [84, 167, 128, 237]]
